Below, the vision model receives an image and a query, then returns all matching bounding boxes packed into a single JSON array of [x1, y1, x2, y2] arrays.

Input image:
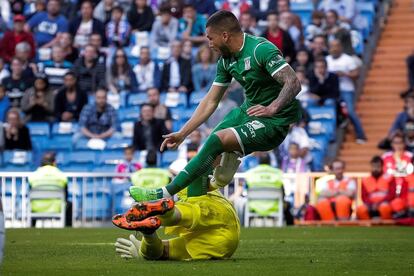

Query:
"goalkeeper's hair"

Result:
[[206, 10, 242, 34]]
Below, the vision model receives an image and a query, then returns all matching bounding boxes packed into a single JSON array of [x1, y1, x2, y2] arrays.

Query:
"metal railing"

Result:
[[0, 172, 370, 228]]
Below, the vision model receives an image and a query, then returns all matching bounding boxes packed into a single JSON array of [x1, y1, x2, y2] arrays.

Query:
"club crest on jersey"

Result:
[[244, 57, 251, 71]]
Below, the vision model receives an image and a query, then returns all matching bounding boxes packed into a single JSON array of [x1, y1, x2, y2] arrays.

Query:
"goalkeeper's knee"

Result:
[[210, 152, 241, 190]]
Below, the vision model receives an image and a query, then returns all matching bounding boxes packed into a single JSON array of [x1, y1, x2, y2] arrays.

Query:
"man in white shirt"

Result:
[[133, 47, 159, 92], [326, 39, 366, 143]]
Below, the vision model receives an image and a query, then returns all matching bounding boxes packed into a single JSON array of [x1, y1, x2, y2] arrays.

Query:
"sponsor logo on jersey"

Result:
[[244, 57, 251, 70], [243, 120, 265, 138], [268, 55, 282, 68]]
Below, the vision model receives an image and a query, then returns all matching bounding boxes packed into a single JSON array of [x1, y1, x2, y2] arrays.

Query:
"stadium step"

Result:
[[338, 0, 413, 172]]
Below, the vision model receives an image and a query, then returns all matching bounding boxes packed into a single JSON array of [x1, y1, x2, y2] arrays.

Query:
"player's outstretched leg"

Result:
[[124, 198, 175, 222], [112, 214, 161, 233]]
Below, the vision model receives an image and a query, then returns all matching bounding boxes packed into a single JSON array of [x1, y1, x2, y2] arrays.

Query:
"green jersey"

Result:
[[213, 33, 301, 125]]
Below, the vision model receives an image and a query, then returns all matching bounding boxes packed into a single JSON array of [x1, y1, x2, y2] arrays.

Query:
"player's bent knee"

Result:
[[215, 129, 243, 153]]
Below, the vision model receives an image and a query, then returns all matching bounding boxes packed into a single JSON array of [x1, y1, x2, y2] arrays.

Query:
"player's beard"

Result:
[[218, 44, 232, 59]]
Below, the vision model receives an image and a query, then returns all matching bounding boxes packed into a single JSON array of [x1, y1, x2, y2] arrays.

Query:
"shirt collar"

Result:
[[234, 33, 246, 59]]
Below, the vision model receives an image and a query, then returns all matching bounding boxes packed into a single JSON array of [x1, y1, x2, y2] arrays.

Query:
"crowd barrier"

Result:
[[0, 172, 370, 228]]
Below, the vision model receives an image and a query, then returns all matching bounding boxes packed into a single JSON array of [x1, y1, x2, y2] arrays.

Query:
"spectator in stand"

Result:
[[94, 0, 115, 25], [54, 72, 88, 122], [291, 48, 312, 75], [305, 11, 325, 47], [295, 66, 311, 106], [261, 11, 296, 64], [178, 4, 207, 45], [279, 11, 304, 50], [281, 142, 310, 173], [192, 44, 216, 94], [115, 146, 142, 173], [239, 11, 261, 36], [0, 0, 11, 23], [0, 58, 9, 83], [357, 156, 396, 220], [193, 0, 216, 16], [250, 0, 277, 21], [79, 88, 117, 140], [221, 0, 250, 19], [132, 103, 169, 151], [1, 15, 35, 63], [388, 95, 414, 136], [315, 159, 356, 221], [69, 0, 106, 49], [106, 6, 131, 47], [310, 34, 329, 61], [40, 45, 73, 90], [182, 40, 194, 61], [3, 108, 32, 150], [72, 44, 106, 95], [26, 0, 47, 21], [2, 57, 33, 108], [21, 75, 54, 123], [169, 0, 184, 18], [55, 32, 79, 63], [108, 48, 138, 94], [318, 0, 356, 26], [403, 165, 414, 217], [0, 85, 10, 122], [308, 58, 340, 105], [403, 121, 414, 153], [160, 40, 193, 93], [10, 0, 24, 15], [150, 4, 178, 49], [324, 10, 354, 56], [382, 133, 414, 177], [26, 0, 68, 48], [405, 51, 414, 96], [15, 42, 37, 79], [127, 0, 154, 32], [147, 87, 172, 131], [277, 0, 303, 32], [89, 33, 107, 65], [133, 47, 160, 92], [326, 39, 366, 143]]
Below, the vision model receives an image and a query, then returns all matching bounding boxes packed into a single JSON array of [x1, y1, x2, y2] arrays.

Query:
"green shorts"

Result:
[[212, 107, 290, 155]]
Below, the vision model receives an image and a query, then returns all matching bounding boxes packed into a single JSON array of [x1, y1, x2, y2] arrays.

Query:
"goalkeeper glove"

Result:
[[115, 234, 142, 260]]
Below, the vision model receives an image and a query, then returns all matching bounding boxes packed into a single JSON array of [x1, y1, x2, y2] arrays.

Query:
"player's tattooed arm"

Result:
[[270, 65, 301, 113]]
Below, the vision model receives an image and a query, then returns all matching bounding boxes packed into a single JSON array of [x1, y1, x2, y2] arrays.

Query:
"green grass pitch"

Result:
[[2, 227, 414, 275]]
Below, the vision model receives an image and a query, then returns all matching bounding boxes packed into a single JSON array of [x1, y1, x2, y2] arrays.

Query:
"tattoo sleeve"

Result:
[[271, 65, 301, 111]]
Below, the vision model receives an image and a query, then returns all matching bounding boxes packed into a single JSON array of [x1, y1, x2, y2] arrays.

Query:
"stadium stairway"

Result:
[[339, 0, 413, 172]]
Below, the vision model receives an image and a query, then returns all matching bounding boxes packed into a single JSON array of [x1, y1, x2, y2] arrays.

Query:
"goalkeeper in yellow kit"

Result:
[[113, 170, 240, 261]]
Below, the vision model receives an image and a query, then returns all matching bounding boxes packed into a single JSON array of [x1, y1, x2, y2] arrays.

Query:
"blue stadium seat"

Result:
[[74, 137, 91, 151], [106, 137, 130, 150], [128, 93, 148, 106], [97, 150, 124, 165], [307, 121, 336, 142], [291, 1, 314, 26], [160, 93, 187, 108], [92, 164, 117, 172], [309, 135, 330, 171], [68, 151, 97, 166], [27, 122, 50, 137], [51, 122, 78, 136], [60, 164, 92, 172], [84, 184, 112, 219], [3, 151, 32, 166], [2, 164, 32, 171], [118, 106, 140, 122], [44, 136, 73, 152], [113, 183, 133, 214], [307, 106, 336, 123], [161, 151, 179, 167], [351, 30, 364, 55]]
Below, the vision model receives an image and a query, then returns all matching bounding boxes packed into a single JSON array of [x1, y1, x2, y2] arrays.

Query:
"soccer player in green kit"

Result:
[[130, 10, 301, 201]]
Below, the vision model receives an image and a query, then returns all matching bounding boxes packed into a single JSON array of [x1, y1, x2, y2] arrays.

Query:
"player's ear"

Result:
[[222, 31, 229, 42]]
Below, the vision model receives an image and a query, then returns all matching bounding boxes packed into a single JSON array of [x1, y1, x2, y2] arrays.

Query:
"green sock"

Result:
[[164, 134, 224, 195], [140, 232, 164, 260], [187, 174, 210, 197]]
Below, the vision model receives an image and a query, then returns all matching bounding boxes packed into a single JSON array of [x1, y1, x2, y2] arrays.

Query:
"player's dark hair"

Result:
[[258, 154, 271, 165], [206, 10, 242, 34], [146, 150, 158, 166], [370, 155, 383, 165]]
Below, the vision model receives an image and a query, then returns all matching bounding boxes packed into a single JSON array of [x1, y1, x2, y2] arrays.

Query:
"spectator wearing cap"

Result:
[[39, 45, 73, 90], [178, 4, 207, 46], [127, 0, 155, 32], [26, 0, 68, 48], [0, 15, 35, 63], [21, 75, 54, 122], [106, 6, 131, 47], [150, 4, 178, 49], [72, 44, 106, 95], [69, 0, 106, 49]]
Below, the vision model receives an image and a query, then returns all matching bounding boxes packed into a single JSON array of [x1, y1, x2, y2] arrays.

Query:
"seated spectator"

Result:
[[133, 47, 160, 92], [178, 4, 207, 46], [132, 103, 169, 151], [192, 44, 216, 94], [147, 87, 172, 131], [281, 143, 310, 173], [182, 40, 194, 61], [308, 58, 340, 105], [279, 121, 312, 166], [404, 121, 414, 153], [357, 156, 396, 220], [115, 146, 142, 173], [309, 34, 329, 62], [160, 41, 193, 93], [69, 0, 106, 49], [40, 46, 73, 90], [315, 159, 356, 221], [382, 133, 413, 177], [261, 11, 296, 64], [72, 44, 106, 95], [2, 57, 33, 108], [193, 0, 216, 16], [79, 88, 117, 140], [221, 0, 250, 19], [89, 33, 107, 65], [318, 0, 356, 26], [291, 48, 312, 74], [127, 0, 154, 32], [21, 75, 54, 122], [150, 3, 178, 49], [15, 42, 37, 80], [55, 32, 79, 63], [106, 6, 130, 47], [239, 11, 260, 36], [108, 48, 137, 94], [93, 0, 115, 25], [0, 85, 10, 122], [3, 108, 32, 150], [279, 11, 303, 50], [295, 66, 311, 106], [250, 0, 276, 21], [26, 0, 68, 48], [324, 10, 353, 56], [54, 72, 88, 122], [26, 0, 47, 21], [1, 15, 35, 63], [10, 0, 24, 15], [326, 39, 366, 143], [0, 58, 9, 83], [305, 11, 325, 47]]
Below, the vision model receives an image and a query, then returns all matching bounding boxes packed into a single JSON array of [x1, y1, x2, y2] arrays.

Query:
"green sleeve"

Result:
[[254, 42, 288, 77], [213, 58, 232, 87]]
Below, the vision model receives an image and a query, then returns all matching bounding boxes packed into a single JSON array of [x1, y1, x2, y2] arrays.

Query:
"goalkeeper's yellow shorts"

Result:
[[164, 191, 240, 260]]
